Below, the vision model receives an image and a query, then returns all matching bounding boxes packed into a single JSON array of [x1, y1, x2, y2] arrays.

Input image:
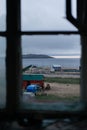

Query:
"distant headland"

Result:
[[22, 54, 53, 58]]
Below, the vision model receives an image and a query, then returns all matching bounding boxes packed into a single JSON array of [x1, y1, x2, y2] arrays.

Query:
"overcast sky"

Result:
[[0, 0, 81, 57]]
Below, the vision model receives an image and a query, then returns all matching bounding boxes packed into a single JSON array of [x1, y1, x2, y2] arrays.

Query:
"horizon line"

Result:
[[51, 55, 81, 59]]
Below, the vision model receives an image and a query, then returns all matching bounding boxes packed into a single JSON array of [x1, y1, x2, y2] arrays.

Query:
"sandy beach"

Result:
[[44, 82, 80, 97]]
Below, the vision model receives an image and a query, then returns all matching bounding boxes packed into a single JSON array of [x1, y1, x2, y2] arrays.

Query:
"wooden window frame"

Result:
[[1, 0, 87, 123]]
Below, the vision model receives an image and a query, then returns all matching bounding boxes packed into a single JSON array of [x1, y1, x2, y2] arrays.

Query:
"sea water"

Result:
[[22, 58, 80, 69]]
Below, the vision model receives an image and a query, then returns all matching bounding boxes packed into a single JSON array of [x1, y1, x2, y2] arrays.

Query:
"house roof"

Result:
[[23, 74, 44, 81]]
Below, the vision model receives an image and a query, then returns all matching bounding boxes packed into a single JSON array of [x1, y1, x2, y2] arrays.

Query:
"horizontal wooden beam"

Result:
[[0, 31, 80, 36], [20, 31, 80, 35]]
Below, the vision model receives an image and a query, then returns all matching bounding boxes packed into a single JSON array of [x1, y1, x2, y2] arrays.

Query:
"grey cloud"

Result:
[[22, 35, 81, 55], [21, 0, 77, 31], [0, 0, 80, 56]]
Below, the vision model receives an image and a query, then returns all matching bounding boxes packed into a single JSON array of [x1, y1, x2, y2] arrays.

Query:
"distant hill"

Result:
[[22, 54, 53, 58]]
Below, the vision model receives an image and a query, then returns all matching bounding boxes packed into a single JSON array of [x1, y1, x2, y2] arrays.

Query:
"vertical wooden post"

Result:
[[6, 0, 22, 113], [66, 0, 87, 103], [80, 35, 87, 103], [77, 0, 87, 103]]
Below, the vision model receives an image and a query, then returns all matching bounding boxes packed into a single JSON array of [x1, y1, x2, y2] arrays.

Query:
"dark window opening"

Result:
[[22, 35, 81, 104], [0, 0, 87, 129]]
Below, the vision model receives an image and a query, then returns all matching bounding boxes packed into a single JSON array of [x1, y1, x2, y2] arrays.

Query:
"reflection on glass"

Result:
[[21, 35, 81, 106], [21, 0, 78, 31], [0, 0, 6, 31], [0, 37, 6, 108]]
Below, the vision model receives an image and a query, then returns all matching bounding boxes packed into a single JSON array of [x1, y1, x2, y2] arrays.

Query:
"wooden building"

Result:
[[22, 74, 44, 89]]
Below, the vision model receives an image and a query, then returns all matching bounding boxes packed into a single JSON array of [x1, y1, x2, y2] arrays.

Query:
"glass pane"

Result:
[[0, 37, 6, 108], [21, 0, 77, 31], [21, 35, 81, 110], [0, 0, 6, 31]]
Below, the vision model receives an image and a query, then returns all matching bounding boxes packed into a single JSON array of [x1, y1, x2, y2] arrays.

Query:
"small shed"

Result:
[[22, 74, 44, 89], [52, 65, 61, 71]]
